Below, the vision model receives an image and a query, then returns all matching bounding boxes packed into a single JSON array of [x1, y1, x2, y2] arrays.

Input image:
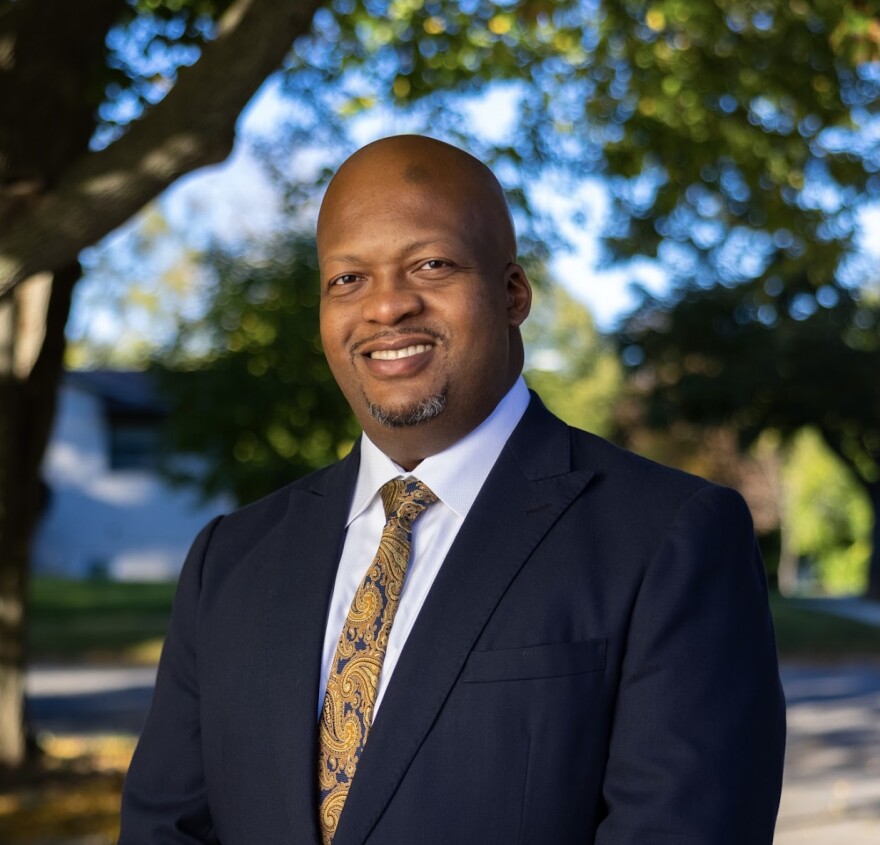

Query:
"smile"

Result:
[[368, 344, 433, 360]]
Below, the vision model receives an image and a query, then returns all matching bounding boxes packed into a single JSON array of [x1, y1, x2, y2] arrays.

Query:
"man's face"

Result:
[[318, 171, 530, 460]]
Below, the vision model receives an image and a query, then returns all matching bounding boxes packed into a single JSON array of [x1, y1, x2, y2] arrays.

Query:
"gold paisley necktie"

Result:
[[317, 476, 438, 844]]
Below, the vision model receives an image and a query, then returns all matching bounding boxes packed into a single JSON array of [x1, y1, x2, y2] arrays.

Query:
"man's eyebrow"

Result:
[[322, 239, 464, 265], [400, 238, 459, 254], [321, 253, 364, 265]]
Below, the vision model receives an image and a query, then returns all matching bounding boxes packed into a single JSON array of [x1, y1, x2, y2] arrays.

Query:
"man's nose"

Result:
[[361, 274, 424, 324]]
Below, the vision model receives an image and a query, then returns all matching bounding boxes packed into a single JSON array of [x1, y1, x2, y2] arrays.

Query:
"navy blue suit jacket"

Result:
[[120, 396, 785, 844]]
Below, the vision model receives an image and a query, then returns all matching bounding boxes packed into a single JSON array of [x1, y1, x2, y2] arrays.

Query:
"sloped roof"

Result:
[[64, 369, 166, 416]]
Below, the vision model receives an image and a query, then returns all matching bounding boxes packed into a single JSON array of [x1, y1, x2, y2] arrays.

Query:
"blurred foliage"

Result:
[[11, 0, 878, 172], [619, 281, 880, 482], [66, 205, 207, 368], [154, 237, 359, 506], [784, 428, 872, 594], [590, 0, 879, 270], [276, 0, 880, 256], [618, 276, 880, 593], [523, 279, 622, 437]]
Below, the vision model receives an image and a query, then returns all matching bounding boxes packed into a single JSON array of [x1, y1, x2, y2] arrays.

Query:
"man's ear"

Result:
[[504, 263, 532, 327]]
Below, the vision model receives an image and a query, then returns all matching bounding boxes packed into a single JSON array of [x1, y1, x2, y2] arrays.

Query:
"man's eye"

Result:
[[331, 274, 360, 286], [420, 259, 451, 270]]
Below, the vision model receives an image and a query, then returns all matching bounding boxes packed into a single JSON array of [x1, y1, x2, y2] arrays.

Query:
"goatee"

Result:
[[367, 391, 448, 428]]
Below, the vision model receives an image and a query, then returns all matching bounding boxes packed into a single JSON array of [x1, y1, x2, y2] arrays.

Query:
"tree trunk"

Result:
[[0, 265, 78, 768], [0, 468, 30, 768], [776, 521, 799, 597], [0, 0, 325, 770], [867, 481, 880, 601]]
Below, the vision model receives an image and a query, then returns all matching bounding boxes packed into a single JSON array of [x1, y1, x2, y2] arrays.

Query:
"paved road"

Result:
[[27, 664, 156, 736], [25, 661, 880, 842]]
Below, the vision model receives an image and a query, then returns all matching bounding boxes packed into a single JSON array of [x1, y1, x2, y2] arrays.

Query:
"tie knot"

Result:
[[380, 476, 438, 525]]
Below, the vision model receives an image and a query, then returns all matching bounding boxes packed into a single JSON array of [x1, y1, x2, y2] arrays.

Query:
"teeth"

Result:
[[370, 344, 432, 361]]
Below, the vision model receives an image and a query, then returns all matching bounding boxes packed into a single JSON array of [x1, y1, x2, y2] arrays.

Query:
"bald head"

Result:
[[317, 135, 517, 266]]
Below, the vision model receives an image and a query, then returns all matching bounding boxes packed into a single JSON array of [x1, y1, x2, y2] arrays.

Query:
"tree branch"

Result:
[[0, 0, 324, 299]]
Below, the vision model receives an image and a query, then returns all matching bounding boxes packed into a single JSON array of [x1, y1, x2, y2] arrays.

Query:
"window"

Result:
[[108, 416, 161, 470]]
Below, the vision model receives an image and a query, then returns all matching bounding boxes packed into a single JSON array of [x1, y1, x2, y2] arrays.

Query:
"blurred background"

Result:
[[1, 0, 879, 841]]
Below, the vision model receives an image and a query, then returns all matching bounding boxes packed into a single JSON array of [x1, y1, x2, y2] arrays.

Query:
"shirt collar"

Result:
[[347, 376, 531, 525]]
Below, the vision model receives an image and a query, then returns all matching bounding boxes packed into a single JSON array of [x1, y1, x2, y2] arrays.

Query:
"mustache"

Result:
[[350, 327, 446, 356]]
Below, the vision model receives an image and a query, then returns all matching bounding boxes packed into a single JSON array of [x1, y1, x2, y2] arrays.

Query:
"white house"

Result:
[[33, 370, 235, 581]]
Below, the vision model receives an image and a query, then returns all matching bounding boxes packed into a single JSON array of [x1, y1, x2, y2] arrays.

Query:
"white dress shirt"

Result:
[[318, 376, 531, 717]]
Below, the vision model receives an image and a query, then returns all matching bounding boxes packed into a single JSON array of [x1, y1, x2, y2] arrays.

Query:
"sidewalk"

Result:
[[795, 596, 880, 628], [775, 662, 880, 843], [27, 664, 156, 735]]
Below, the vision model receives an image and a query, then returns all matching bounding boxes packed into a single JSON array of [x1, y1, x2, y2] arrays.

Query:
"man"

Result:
[[120, 135, 785, 844]]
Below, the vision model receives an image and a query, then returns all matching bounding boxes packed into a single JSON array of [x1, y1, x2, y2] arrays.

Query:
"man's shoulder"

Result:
[[571, 425, 708, 492], [579, 428, 760, 553], [211, 450, 357, 539], [563, 421, 741, 526], [522, 396, 713, 499]]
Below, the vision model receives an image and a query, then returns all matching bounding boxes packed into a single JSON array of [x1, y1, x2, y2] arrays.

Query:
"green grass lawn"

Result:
[[28, 577, 176, 663], [27, 577, 880, 664], [769, 593, 880, 659]]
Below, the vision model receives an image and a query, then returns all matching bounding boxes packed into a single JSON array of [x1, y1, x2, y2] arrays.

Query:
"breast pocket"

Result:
[[461, 638, 606, 683]]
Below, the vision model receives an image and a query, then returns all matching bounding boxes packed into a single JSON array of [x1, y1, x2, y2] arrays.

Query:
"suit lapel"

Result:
[[259, 447, 360, 845], [333, 399, 594, 845]]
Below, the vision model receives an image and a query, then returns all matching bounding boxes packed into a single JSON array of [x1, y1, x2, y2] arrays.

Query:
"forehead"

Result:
[[318, 176, 483, 258]]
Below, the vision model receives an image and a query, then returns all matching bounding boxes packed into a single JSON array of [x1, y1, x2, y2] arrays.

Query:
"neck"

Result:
[[363, 373, 521, 469], [367, 425, 460, 471]]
